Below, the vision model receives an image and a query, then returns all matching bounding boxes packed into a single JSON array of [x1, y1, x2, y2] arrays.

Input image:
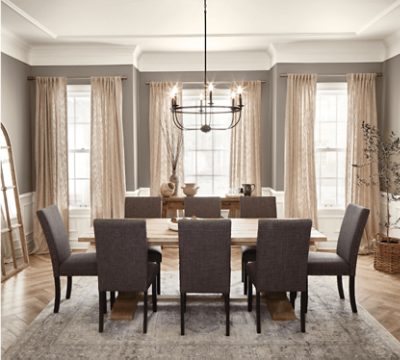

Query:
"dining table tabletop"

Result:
[[78, 218, 327, 245]]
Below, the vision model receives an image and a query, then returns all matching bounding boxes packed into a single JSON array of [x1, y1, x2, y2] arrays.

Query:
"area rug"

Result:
[[3, 272, 400, 360]]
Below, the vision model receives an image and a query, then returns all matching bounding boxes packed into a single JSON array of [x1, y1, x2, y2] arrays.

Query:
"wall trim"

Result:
[[1, 29, 31, 65]]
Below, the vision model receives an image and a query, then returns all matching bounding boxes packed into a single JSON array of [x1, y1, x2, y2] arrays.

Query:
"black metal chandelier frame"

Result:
[[170, 0, 244, 133]]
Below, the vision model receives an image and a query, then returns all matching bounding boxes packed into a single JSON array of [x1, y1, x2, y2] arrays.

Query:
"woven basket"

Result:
[[374, 236, 400, 274]]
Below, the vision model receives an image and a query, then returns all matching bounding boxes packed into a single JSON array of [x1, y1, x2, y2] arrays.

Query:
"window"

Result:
[[315, 83, 347, 209], [183, 88, 231, 195], [67, 85, 91, 208]]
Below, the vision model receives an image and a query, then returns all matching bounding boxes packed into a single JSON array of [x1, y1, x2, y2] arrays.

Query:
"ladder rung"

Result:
[[1, 223, 22, 233], [0, 146, 10, 150], [1, 186, 16, 191]]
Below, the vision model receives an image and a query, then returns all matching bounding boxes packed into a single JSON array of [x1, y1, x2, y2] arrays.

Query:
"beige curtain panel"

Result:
[[284, 74, 318, 228], [346, 73, 380, 254], [33, 77, 69, 254], [149, 82, 184, 196], [230, 81, 262, 195], [90, 77, 126, 221]]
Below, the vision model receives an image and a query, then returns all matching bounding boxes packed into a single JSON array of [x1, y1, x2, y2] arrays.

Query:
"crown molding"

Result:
[[385, 29, 400, 60], [1, 28, 31, 64], [29, 45, 137, 66], [2, 0, 57, 39], [357, 0, 400, 34], [138, 51, 271, 72], [270, 40, 387, 65]]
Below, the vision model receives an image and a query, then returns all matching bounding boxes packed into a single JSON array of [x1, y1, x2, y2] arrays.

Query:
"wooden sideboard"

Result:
[[162, 196, 240, 217]]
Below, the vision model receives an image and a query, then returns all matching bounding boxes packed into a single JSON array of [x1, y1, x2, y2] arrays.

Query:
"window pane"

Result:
[[317, 123, 336, 148], [68, 152, 75, 179], [75, 97, 90, 123], [75, 152, 90, 178], [319, 179, 337, 207], [196, 176, 213, 195], [196, 132, 213, 150], [320, 151, 337, 178], [214, 151, 230, 176], [196, 151, 213, 175], [184, 150, 196, 176], [75, 124, 90, 150], [74, 179, 90, 207]]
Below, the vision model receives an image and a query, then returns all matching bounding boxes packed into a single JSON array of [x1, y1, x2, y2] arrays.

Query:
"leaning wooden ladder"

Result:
[[1, 123, 29, 281]]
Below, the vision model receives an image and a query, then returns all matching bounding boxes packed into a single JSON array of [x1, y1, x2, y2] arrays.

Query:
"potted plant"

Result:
[[354, 122, 400, 273]]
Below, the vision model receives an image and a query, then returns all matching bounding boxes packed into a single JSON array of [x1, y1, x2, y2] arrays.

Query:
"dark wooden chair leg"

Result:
[[349, 275, 357, 313], [247, 276, 253, 312], [157, 264, 161, 295], [224, 293, 230, 336], [66, 276, 72, 299], [183, 293, 187, 313], [290, 291, 297, 309], [300, 291, 307, 333], [180, 292, 185, 335], [256, 291, 261, 334], [54, 276, 61, 313], [337, 275, 345, 299], [99, 291, 105, 332], [143, 291, 148, 334], [243, 262, 248, 295], [110, 291, 115, 309], [152, 279, 157, 312]]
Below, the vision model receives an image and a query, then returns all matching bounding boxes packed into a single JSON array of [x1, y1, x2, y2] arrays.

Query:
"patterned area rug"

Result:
[[4, 272, 400, 360]]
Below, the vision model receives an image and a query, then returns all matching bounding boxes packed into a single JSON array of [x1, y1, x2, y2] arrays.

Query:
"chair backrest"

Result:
[[255, 219, 312, 292], [336, 204, 370, 275], [94, 219, 148, 292], [125, 196, 162, 218], [240, 196, 277, 218], [179, 219, 231, 293], [184, 197, 221, 218], [36, 205, 71, 276]]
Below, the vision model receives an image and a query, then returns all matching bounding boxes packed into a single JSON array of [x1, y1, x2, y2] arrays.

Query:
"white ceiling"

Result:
[[2, 0, 400, 68]]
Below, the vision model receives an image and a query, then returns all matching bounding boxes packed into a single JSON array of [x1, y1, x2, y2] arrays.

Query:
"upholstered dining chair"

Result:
[[37, 205, 97, 313], [307, 204, 370, 313], [179, 219, 231, 336], [184, 197, 221, 218], [240, 196, 277, 294], [94, 219, 158, 333], [247, 219, 312, 333], [125, 196, 162, 294]]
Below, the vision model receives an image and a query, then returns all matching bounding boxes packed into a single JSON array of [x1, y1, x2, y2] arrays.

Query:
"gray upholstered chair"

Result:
[[37, 205, 97, 313], [247, 219, 312, 333], [307, 204, 370, 313], [94, 219, 158, 333], [184, 197, 221, 218], [178, 219, 231, 336], [125, 196, 162, 294], [240, 196, 277, 294]]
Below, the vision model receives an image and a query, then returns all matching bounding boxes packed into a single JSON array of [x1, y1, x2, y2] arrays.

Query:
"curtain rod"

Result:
[[145, 80, 267, 85], [279, 73, 383, 78], [27, 76, 128, 81]]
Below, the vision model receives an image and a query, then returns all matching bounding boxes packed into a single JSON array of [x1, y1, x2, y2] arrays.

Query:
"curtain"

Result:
[[284, 74, 318, 227], [346, 73, 380, 253], [149, 82, 184, 196], [33, 77, 69, 254], [90, 77, 125, 221], [230, 81, 262, 195]]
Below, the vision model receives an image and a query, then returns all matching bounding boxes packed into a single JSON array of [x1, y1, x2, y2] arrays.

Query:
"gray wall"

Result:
[[270, 62, 384, 190], [30, 64, 137, 191], [382, 54, 400, 135], [1, 53, 32, 193], [138, 70, 272, 188]]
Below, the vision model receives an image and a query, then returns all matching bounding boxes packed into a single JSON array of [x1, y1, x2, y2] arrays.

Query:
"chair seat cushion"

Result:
[[246, 261, 257, 286], [147, 262, 158, 287], [148, 246, 162, 263], [308, 252, 350, 275], [60, 252, 97, 276], [241, 246, 256, 263]]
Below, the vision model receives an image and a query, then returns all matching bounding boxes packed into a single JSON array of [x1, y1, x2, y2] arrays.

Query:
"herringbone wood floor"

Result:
[[1, 248, 400, 354]]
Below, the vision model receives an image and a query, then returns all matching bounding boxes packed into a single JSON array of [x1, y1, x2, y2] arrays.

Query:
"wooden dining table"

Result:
[[78, 218, 327, 246], [78, 218, 326, 320]]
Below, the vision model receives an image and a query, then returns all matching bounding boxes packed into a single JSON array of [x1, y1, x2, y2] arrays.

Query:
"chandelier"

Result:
[[170, 0, 244, 133]]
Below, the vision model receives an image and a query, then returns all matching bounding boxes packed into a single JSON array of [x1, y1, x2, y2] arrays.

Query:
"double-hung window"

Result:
[[183, 88, 231, 195], [67, 85, 91, 208], [315, 83, 347, 209]]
